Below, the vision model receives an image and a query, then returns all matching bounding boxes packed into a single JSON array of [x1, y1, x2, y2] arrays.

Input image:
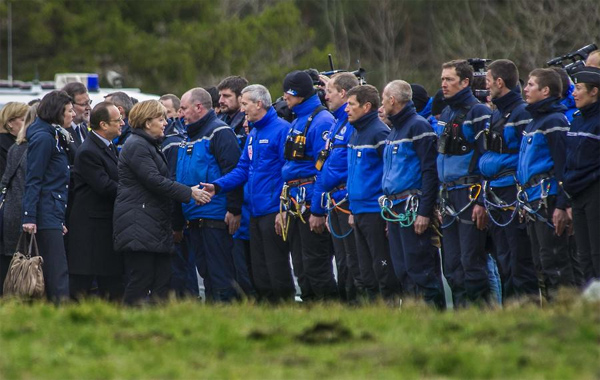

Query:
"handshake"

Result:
[[190, 183, 217, 205]]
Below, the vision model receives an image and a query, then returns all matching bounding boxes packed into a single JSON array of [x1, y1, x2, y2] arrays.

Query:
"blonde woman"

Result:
[[0, 102, 29, 177], [112, 100, 209, 305], [0, 103, 35, 295]]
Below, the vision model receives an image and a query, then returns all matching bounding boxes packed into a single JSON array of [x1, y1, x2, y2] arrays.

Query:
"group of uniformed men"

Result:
[[66, 51, 600, 308]]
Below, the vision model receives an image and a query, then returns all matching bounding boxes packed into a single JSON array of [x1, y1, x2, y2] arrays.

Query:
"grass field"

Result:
[[1, 293, 599, 379]]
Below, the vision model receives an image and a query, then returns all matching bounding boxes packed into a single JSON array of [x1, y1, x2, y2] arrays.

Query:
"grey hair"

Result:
[[186, 87, 213, 109], [241, 84, 272, 110], [385, 80, 412, 104]]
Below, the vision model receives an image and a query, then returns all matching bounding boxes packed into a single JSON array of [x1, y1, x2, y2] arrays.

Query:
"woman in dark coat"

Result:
[[22, 91, 74, 303], [0, 104, 36, 295], [113, 99, 208, 305]]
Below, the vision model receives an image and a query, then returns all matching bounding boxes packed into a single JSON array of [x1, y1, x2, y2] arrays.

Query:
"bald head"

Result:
[[180, 87, 213, 124]]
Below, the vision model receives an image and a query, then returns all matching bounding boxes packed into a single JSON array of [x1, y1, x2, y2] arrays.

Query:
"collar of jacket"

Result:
[[389, 101, 417, 129], [351, 110, 379, 131], [445, 87, 478, 109], [332, 103, 348, 121], [222, 110, 245, 128], [186, 109, 218, 139], [418, 97, 433, 118], [525, 96, 566, 118], [249, 106, 278, 130], [492, 87, 525, 113], [132, 128, 164, 146], [561, 91, 576, 110], [291, 94, 322, 117], [578, 100, 600, 118], [164, 117, 184, 137]]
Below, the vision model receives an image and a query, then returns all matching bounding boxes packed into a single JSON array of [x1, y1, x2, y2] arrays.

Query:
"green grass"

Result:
[[1, 294, 599, 379]]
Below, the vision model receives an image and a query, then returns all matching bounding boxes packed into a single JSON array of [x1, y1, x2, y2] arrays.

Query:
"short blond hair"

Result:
[[128, 100, 166, 129], [0, 102, 29, 133]]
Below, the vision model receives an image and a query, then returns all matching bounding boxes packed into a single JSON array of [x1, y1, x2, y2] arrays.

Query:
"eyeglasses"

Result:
[[74, 100, 93, 107], [108, 116, 124, 123]]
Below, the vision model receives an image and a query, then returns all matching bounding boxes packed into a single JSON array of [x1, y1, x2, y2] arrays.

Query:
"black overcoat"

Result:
[[67, 132, 122, 275], [113, 129, 191, 254]]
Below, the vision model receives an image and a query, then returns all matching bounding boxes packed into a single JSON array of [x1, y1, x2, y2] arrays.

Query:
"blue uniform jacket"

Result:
[[517, 97, 569, 209], [113, 118, 131, 151], [418, 97, 433, 119], [479, 88, 532, 187], [177, 110, 242, 221], [22, 118, 70, 229], [312, 104, 353, 208], [281, 94, 335, 215], [214, 107, 290, 218], [161, 117, 186, 180], [382, 102, 438, 217], [563, 100, 600, 197], [436, 87, 491, 184], [561, 84, 577, 123], [347, 111, 390, 214]]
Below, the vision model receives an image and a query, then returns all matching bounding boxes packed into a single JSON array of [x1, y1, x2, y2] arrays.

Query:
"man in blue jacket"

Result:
[[203, 84, 296, 303], [346, 84, 399, 301], [177, 87, 243, 302], [518, 68, 575, 299], [275, 70, 338, 301], [480, 59, 538, 300], [311, 72, 362, 302], [437, 59, 492, 307], [379, 80, 444, 308]]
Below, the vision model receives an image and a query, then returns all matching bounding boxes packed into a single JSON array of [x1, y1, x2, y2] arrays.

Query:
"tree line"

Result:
[[0, 0, 598, 97]]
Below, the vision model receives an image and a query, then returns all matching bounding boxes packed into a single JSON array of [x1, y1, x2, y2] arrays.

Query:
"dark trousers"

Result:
[[527, 196, 575, 299], [0, 254, 12, 296], [232, 238, 256, 297], [69, 273, 124, 302], [189, 226, 238, 302], [249, 213, 295, 302], [387, 209, 445, 309], [329, 206, 362, 302], [571, 180, 600, 282], [441, 187, 490, 307], [123, 251, 171, 305], [487, 185, 538, 299], [170, 231, 199, 298], [37, 229, 70, 303], [353, 212, 399, 300], [288, 211, 338, 301]]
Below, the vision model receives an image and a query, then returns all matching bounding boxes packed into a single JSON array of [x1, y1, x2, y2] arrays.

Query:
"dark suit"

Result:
[[65, 122, 89, 149], [67, 131, 123, 300]]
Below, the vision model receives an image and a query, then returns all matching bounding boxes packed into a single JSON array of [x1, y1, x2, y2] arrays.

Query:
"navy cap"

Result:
[[572, 66, 600, 86], [283, 70, 315, 98], [410, 84, 429, 113]]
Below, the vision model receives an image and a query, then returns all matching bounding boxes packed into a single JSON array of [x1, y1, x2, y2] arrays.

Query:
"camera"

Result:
[[547, 43, 597, 76], [467, 58, 491, 77], [319, 54, 367, 85]]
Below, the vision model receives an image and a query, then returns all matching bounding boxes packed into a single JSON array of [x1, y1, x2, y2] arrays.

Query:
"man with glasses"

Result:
[[61, 82, 91, 149]]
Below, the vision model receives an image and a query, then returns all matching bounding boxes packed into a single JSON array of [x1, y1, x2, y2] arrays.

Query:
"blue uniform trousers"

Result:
[[353, 212, 400, 301], [387, 210, 445, 309], [189, 226, 238, 302], [441, 187, 490, 307], [487, 185, 538, 299]]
